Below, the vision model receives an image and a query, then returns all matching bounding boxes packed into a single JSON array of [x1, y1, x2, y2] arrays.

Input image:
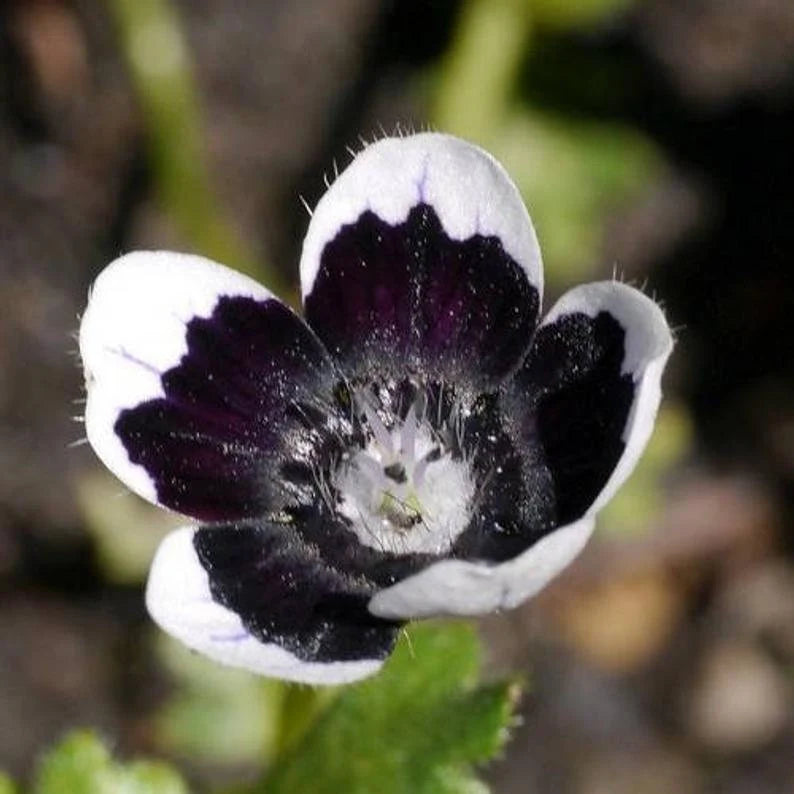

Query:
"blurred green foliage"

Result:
[[76, 471, 179, 585], [531, 0, 634, 29], [153, 635, 286, 767], [432, 0, 529, 142], [7, 625, 517, 794], [29, 731, 189, 794], [432, 0, 660, 289], [106, 0, 283, 291], [0, 773, 17, 794], [599, 403, 693, 535], [492, 114, 659, 286]]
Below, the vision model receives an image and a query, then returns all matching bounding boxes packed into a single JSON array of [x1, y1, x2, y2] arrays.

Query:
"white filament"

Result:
[[334, 397, 474, 556]]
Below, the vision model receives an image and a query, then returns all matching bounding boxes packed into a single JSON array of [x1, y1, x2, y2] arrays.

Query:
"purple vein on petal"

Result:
[[107, 345, 163, 377], [210, 631, 250, 643]]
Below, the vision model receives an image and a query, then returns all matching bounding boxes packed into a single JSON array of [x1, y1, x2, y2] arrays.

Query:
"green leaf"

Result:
[[431, 0, 661, 293], [154, 634, 284, 766], [431, 766, 491, 794], [531, 0, 636, 30], [116, 761, 189, 794], [271, 684, 339, 762], [433, 0, 530, 141], [492, 110, 661, 290], [0, 772, 17, 794], [33, 730, 111, 794], [255, 622, 520, 794], [76, 471, 180, 585], [33, 730, 189, 794]]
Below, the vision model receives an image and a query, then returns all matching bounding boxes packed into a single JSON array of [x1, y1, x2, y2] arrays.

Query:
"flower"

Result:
[[79, 133, 673, 684]]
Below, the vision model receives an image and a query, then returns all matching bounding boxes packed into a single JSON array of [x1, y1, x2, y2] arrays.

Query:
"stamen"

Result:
[[360, 399, 393, 455], [400, 404, 416, 460], [333, 383, 475, 556], [355, 452, 384, 484], [384, 462, 407, 483], [412, 453, 431, 489]]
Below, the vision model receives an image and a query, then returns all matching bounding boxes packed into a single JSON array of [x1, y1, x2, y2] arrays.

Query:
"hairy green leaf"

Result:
[[256, 622, 520, 794], [33, 731, 189, 794]]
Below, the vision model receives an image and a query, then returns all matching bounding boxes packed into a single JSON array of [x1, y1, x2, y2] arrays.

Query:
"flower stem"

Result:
[[271, 683, 339, 764]]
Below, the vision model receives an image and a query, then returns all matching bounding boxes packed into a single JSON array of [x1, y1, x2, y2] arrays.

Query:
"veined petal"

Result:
[[369, 516, 594, 618], [300, 133, 542, 386], [80, 251, 338, 521], [508, 281, 673, 525], [147, 527, 392, 684]]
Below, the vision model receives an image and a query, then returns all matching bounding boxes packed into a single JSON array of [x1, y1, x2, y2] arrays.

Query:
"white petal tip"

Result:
[[146, 527, 384, 685]]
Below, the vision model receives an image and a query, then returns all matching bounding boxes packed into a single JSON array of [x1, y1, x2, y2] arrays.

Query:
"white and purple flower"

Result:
[[79, 133, 673, 684]]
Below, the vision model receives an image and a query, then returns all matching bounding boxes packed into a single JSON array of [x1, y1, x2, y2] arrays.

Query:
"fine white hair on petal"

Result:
[[369, 516, 595, 620], [146, 527, 385, 685], [299, 132, 543, 302], [79, 251, 275, 508], [541, 280, 674, 516]]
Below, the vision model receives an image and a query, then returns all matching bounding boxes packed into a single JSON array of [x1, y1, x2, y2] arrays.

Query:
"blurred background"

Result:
[[1, 0, 793, 791]]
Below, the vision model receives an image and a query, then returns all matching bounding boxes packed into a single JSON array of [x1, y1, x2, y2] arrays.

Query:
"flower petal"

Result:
[[370, 281, 672, 620], [80, 251, 338, 521], [300, 133, 542, 386], [146, 525, 397, 683], [507, 281, 674, 526], [369, 515, 594, 618]]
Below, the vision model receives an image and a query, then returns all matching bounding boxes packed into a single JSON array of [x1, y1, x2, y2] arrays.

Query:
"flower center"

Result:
[[333, 388, 475, 555]]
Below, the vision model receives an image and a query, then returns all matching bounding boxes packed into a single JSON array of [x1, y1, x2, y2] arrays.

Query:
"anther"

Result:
[[383, 462, 407, 483]]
